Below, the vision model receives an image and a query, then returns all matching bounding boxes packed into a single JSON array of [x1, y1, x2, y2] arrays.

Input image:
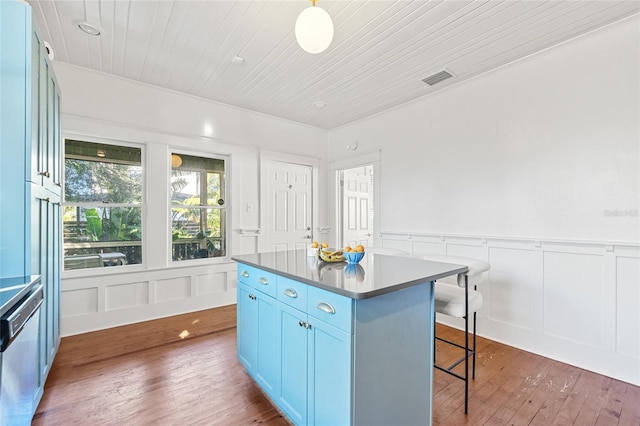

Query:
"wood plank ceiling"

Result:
[[28, 0, 640, 130]]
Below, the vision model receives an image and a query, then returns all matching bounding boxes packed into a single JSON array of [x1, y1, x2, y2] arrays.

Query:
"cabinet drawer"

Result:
[[277, 276, 308, 312], [307, 286, 352, 333], [237, 263, 277, 298]]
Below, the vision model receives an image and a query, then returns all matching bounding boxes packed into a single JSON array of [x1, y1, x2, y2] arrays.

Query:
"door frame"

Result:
[[259, 150, 320, 253], [328, 151, 381, 248]]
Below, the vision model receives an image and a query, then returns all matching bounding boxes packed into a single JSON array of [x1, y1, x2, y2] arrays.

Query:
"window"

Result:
[[171, 153, 226, 261], [63, 140, 142, 270]]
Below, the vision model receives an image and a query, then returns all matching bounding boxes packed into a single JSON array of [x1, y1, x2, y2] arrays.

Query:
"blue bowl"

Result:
[[344, 251, 365, 264]]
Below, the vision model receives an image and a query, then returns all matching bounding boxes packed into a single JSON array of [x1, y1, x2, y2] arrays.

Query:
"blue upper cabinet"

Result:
[[0, 1, 61, 279], [0, 1, 32, 278], [0, 1, 62, 419]]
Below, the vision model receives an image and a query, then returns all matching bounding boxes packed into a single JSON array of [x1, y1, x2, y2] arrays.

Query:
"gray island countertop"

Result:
[[232, 249, 468, 299]]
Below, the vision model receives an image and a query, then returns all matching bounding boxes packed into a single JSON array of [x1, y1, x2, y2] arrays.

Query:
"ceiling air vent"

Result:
[[422, 70, 453, 86]]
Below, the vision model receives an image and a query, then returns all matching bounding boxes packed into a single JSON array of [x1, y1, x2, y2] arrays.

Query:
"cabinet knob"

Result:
[[248, 294, 256, 300], [298, 321, 311, 329], [39, 171, 50, 178]]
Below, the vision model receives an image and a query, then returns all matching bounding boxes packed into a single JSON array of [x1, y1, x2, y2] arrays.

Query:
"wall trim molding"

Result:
[[380, 230, 640, 249], [380, 231, 640, 386]]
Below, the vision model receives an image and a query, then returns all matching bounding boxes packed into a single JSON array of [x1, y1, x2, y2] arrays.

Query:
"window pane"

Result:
[[172, 208, 226, 261], [63, 139, 143, 271], [65, 141, 142, 204], [208, 172, 222, 203], [171, 154, 225, 207], [170, 153, 226, 263], [171, 170, 200, 205], [63, 206, 142, 269]]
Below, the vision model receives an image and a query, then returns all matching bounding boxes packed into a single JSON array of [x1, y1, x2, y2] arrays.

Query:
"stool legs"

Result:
[[464, 274, 469, 414], [433, 275, 476, 414]]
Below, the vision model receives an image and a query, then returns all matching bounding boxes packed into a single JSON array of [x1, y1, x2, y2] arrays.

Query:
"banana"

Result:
[[319, 248, 345, 263]]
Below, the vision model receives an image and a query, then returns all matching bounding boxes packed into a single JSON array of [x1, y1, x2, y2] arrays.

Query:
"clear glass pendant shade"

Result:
[[295, 6, 334, 54]]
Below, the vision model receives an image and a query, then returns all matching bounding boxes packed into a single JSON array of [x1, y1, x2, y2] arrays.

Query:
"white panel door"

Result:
[[264, 160, 312, 252], [342, 165, 373, 248]]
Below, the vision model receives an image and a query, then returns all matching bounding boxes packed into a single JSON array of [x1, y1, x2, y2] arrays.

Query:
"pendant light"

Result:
[[295, 0, 334, 54], [171, 154, 183, 168]]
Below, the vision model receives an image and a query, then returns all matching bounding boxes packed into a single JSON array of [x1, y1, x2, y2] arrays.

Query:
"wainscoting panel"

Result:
[[410, 241, 445, 255], [61, 262, 238, 336], [543, 251, 606, 348], [61, 288, 99, 317], [105, 282, 149, 311], [156, 276, 191, 302], [380, 231, 640, 386], [487, 247, 537, 331], [196, 272, 228, 296], [617, 256, 640, 358]]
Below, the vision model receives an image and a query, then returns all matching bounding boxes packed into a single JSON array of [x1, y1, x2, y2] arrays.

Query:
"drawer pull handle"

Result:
[[258, 277, 269, 285], [241, 270, 249, 278], [317, 302, 336, 315], [284, 288, 298, 298]]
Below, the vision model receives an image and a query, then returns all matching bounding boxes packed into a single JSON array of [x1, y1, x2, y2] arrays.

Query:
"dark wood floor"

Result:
[[33, 305, 640, 425]]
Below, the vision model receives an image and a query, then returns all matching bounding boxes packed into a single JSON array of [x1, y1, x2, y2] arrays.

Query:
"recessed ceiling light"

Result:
[[231, 55, 244, 65], [313, 101, 326, 108], [78, 22, 101, 36]]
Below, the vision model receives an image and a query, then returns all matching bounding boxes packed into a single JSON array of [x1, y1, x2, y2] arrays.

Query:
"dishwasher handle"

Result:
[[0, 285, 43, 352]]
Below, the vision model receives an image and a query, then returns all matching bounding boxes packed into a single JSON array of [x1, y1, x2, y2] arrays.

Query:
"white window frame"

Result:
[[61, 135, 146, 277]]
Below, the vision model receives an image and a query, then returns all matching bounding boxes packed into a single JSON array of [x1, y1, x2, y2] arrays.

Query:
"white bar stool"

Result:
[[417, 254, 490, 414]]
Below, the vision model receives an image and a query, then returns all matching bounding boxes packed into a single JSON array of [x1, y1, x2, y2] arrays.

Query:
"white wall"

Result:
[[54, 62, 328, 335], [328, 18, 640, 386]]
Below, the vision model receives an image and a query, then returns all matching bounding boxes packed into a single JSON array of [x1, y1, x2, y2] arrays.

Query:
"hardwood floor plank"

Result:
[[481, 348, 552, 425], [553, 369, 602, 425], [594, 379, 628, 425], [572, 373, 614, 426], [618, 382, 640, 425], [33, 306, 640, 426]]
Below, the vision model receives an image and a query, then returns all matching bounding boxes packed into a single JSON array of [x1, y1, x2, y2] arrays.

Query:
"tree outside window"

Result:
[[171, 153, 226, 261], [63, 140, 142, 270]]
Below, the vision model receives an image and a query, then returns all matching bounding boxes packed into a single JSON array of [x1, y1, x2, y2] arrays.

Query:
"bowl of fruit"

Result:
[[343, 245, 365, 264], [317, 246, 346, 263], [308, 241, 321, 257]]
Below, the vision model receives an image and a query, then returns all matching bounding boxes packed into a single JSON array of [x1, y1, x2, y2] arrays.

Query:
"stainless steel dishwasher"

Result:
[[0, 276, 43, 426]]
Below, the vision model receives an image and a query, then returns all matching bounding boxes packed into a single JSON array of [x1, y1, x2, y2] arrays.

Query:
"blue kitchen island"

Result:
[[232, 250, 467, 426]]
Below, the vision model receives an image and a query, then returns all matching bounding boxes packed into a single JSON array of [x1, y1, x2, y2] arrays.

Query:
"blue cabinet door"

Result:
[[0, 0, 30, 278], [254, 289, 280, 399], [278, 302, 308, 426], [308, 317, 352, 426], [237, 282, 258, 373], [237, 282, 280, 399]]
